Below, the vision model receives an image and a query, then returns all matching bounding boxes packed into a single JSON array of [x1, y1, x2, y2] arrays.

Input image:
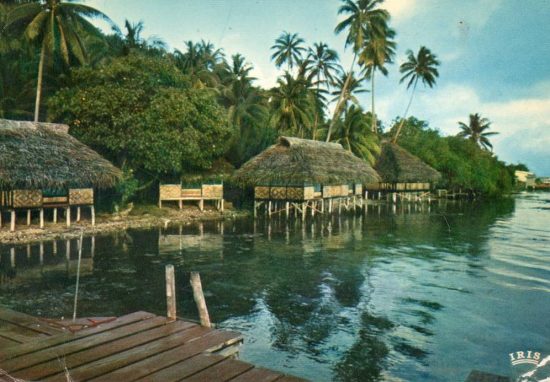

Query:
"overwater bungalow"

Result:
[[369, 142, 441, 202], [0, 119, 121, 231], [232, 136, 380, 218]]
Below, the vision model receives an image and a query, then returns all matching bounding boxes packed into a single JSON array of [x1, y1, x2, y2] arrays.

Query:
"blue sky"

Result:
[[86, 0, 550, 175]]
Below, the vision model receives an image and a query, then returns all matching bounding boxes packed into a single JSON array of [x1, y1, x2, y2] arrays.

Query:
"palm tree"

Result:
[[306, 42, 341, 139], [358, 26, 396, 133], [173, 40, 222, 88], [393, 46, 440, 142], [269, 73, 312, 137], [119, 19, 166, 55], [332, 105, 380, 164], [6, 0, 114, 121], [327, 0, 390, 141], [270, 31, 306, 72], [457, 113, 499, 151], [331, 71, 368, 111]]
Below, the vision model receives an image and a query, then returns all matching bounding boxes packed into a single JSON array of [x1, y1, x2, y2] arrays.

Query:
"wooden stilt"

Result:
[[311, 201, 315, 217], [26, 209, 31, 226], [40, 242, 44, 265], [199, 199, 204, 212], [321, 199, 325, 213], [285, 201, 290, 217], [0, 211, 2, 228], [338, 198, 342, 214], [393, 192, 397, 204], [165, 264, 176, 321], [10, 210, 15, 232], [40, 208, 44, 229], [220, 199, 224, 212], [378, 192, 381, 200], [76, 206, 81, 222], [190, 272, 211, 328], [328, 198, 332, 213], [53, 208, 57, 223], [10, 247, 15, 267], [268, 200, 272, 218], [253, 200, 257, 218], [179, 200, 182, 210], [91, 206, 95, 226], [66, 207, 71, 228], [302, 202, 306, 221]]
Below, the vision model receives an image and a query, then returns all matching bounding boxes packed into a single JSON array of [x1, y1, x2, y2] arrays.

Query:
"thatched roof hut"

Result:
[[375, 142, 441, 184], [233, 136, 380, 186], [0, 119, 121, 190]]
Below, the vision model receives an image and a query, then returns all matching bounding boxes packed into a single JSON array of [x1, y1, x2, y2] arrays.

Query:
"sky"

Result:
[[85, 0, 550, 176]]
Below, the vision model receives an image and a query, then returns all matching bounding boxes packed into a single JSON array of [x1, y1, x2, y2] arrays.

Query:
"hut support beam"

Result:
[[0, 211, 2, 228], [91, 206, 95, 226], [199, 199, 204, 212], [53, 208, 57, 223], [302, 202, 306, 221], [10, 210, 15, 232], [76, 207, 81, 222], [328, 199, 333, 213], [40, 209, 44, 228], [66, 207, 71, 228], [285, 202, 290, 217], [27, 210, 31, 226], [268, 201, 272, 218]]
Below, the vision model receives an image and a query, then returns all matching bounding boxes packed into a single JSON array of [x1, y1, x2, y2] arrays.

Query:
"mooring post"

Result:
[[165, 264, 177, 321], [190, 272, 211, 328]]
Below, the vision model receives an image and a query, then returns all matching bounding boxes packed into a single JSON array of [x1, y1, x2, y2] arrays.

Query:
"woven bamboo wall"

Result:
[[255, 187, 270, 199], [286, 187, 304, 200], [201, 184, 223, 199], [160, 185, 182, 199], [12, 190, 42, 208], [270, 187, 287, 200], [322, 185, 338, 198], [181, 189, 202, 198], [354, 184, 363, 195], [69, 188, 93, 205], [303, 186, 314, 200]]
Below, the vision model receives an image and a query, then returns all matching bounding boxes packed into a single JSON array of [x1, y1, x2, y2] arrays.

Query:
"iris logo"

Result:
[[509, 350, 550, 382]]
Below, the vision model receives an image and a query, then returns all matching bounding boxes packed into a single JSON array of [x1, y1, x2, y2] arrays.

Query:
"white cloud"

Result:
[[384, 0, 418, 24]]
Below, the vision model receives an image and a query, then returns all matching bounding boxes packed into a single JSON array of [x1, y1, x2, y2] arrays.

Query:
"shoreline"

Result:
[[0, 206, 249, 245]]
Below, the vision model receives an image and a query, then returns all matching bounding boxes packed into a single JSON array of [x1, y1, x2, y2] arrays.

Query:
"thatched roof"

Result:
[[375, 142, 441, 183], [0, 119, 122, 190], [232, 136, 380, 186]]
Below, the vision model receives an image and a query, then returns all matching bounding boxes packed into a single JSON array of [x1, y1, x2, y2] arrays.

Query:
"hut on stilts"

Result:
[[0, 119, 121, 231], [367, 141, 441, 203], [232, 136, 380, 219]]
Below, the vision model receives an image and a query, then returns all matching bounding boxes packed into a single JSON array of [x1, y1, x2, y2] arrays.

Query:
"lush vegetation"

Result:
[[0, 0, 524, 200]]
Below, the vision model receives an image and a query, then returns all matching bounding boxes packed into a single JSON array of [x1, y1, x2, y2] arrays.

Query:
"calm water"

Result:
[[1, 193, 549, 381]]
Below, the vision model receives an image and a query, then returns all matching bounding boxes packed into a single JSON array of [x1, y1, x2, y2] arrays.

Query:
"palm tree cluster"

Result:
[[457, 113, 499, 151]]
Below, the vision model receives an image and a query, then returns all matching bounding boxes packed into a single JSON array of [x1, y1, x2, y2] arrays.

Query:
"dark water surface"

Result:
[[1, 193, 549, 381]]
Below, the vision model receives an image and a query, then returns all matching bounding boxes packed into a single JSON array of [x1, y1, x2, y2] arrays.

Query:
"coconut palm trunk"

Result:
[[393, 77, 418, 142], [326, 52, 356, 142], [33, 41, 46, 122], [370, 70, 375, 133]]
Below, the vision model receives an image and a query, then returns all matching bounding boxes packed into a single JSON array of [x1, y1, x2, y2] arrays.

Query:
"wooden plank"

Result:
[[4, 316, 168, 373], [0, 336, 19, 349], [78, 330, 241, 382], [465, 370, 510, 382], [0, 311, 154, 362], [14, 320, 195, 381], [0, 307, 61, 336], [181, 358, 253, 382], [229, 367, 283, 382], [133, 354, 226, 382]]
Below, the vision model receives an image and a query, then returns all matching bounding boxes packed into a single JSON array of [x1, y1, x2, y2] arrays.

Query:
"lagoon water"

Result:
[[1, 192, 549, 381]]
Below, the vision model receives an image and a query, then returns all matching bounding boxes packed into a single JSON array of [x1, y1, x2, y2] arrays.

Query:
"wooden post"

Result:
[[66, 207, 71, 228], [328, 198, 332, 213], [321, 199, 325, 213], [378, 192, 381, 200], [10, 247, 15, 267], [338, 199, 342, 214], [39, 208, 44, 229], [199, 199, 204, 212], [393, 192, 397, 204], [220, 199, 224, 212], [285, 201, 290, 217], [311, 201, 315, 217], [190, 272, 211, 328], [0, 211, 2, 228], [302, 202, 306, 221], [91, 206, 95, 226], [10, 210, 15, 232], [27, 209, 31, 226], [165, 264, 176, 321], [268, 200, 272, 218], [76, 206, 81, 222], [253, 201, 257, 218], [53, 208, 57, 223]]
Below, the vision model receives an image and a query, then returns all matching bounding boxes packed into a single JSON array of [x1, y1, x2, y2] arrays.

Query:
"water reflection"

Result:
[[1, 195, 549, 381]]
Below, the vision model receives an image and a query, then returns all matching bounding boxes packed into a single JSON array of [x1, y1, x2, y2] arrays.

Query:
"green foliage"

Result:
[[48, 53, 232, 177], [388, 117, 513, 196]]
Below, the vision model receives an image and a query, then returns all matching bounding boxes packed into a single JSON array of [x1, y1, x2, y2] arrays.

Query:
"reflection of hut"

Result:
[[232, 136, 380, 219], [368, 142, 440, 201], [0, 119, 121, 231]]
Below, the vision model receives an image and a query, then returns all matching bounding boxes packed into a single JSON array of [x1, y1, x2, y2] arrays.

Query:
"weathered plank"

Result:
[[0, 311, 154, 362], [181, 358, 253, 382], [12, 320, 195, 381], [229, 367, 283, 382], [0, 307, 61, 336], [5, 316, 168, 374], [133, 354, 225, 382], [83, 330, 241, 382]]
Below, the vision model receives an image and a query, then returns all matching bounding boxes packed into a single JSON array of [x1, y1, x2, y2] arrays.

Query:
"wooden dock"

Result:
[[0, 307, 305, 382]]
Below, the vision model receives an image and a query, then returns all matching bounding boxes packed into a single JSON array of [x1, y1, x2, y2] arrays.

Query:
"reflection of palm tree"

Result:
[[7, 0, 114, 121], [457, 113, 498, 151], [271, 31, 306, 72], [393, 46, 440, 143]]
